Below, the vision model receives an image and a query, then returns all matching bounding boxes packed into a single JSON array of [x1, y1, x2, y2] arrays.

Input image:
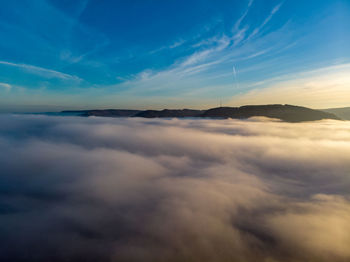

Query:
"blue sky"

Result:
[[0, 0, 349, 111]]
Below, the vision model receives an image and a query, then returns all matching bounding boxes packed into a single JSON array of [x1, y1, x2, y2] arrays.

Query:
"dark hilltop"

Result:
[[61, 104, 340, 122]]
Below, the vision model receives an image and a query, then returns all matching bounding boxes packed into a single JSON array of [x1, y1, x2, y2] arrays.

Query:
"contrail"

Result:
[[232, 65, 239, 89]]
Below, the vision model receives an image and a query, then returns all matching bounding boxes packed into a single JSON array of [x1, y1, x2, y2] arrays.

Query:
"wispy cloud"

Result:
[[232, 26, 249, 46], [149, 39, 187, 55], [247, 2, 284, 40], [170, 39, 186, 49], [107, 0, 291, 101], [0, 82, 12, 92], [233, 0, 254, 31], [108, 18, 295, 99], [59, 38, 110, 64], [0, 60, 82, 81]]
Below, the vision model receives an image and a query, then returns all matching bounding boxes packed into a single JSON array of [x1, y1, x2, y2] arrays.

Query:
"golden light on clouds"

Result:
[[231, 63, 350, 108], [0, 115, 349, 261]]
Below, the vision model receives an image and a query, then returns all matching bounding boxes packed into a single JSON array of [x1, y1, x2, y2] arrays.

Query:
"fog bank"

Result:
[[0, 115, 349, 262]]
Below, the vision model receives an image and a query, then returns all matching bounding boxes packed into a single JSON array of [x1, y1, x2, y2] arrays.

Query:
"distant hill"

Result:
[[202, 104, 340, 122], [321, 107, 350, 120], [60, 104, 340, 122], [61, 109, 141, 117], [134, 109, 204, 118]]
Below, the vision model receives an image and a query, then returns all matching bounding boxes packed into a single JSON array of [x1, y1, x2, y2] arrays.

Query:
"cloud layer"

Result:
[[0, 115, 349, 262]]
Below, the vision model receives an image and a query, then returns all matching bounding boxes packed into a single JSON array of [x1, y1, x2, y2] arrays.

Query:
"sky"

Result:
[[0, 0, 349, 112]]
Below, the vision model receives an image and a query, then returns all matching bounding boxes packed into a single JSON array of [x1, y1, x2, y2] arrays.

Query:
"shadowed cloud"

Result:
[[0, 115, 349, 261]]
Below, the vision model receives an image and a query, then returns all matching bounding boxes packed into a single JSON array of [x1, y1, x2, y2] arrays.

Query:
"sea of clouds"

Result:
[[0, 114, 349, 262]]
